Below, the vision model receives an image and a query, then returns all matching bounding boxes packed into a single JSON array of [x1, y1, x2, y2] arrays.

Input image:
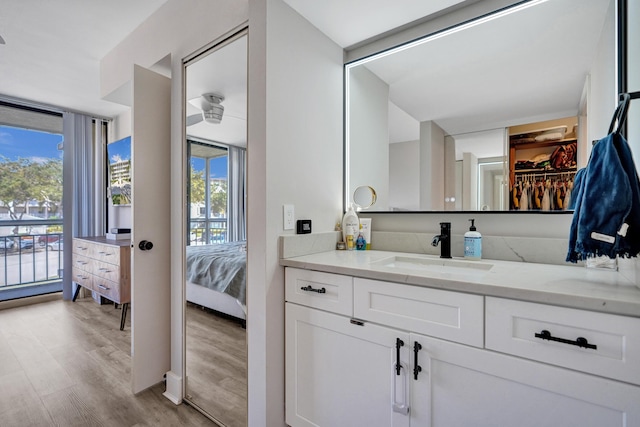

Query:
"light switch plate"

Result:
[[283, 204, 294, 230]]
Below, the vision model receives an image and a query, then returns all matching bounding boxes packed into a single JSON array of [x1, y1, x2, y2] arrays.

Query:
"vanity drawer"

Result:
[[353, 278, 484, 347], [486, 297, 640, 385], [285, 268, 353, 316]]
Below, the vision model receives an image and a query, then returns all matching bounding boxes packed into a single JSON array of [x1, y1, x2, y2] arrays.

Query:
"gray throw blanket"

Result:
[[186, 241, 246, 304]]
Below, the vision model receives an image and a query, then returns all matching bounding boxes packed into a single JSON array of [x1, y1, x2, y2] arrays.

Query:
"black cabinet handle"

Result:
[[395, 338, 404, 375], [300, 285, 326, 294], [413, 341, 423, 380], [534, 329, 597, 350]]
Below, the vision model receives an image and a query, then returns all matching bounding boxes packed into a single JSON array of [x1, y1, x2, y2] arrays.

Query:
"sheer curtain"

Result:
[[62, 112, 107, 299], [228, 145, 246, 242]]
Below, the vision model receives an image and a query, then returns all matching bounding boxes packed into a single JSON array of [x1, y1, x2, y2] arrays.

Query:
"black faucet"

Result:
[[431, 222, 451, 258]]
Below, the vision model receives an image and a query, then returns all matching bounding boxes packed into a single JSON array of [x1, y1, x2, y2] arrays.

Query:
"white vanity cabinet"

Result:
[[285, 267, 640, 427], [410, 333, 640, 427], [286, 303, 411, 427], [285, 268, 411, 427]]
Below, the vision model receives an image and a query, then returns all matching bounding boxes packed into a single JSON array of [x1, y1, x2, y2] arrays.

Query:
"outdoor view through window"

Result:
[[0, 112, 64, 299]]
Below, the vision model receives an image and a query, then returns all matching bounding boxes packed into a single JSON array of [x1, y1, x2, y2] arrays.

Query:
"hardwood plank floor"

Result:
[[185, 303, 247, 427], [0, 295, 214, 427]]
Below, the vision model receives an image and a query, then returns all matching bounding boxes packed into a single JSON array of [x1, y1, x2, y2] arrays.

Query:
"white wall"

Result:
[[100, 0, 249, 405], [419, 121, 445, 210], [248, 0, 344, 425], [348, 66, 390, 209], [389, 141, 419, 210], [587, 0, 617, 148]]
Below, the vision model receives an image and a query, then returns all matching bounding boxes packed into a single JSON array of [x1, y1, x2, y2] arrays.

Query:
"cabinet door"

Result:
[[286, 303, 411, 427], [410, 334, 640, 427]]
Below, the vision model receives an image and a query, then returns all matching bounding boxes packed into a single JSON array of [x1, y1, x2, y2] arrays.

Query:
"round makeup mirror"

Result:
[[353, 185, 377, 209]]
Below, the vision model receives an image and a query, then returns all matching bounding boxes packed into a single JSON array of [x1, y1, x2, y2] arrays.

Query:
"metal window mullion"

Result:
[[205, 159, 211, 245]]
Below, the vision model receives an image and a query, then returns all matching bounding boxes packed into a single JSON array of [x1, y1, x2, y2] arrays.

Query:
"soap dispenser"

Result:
[[464, 219, 482, 260]]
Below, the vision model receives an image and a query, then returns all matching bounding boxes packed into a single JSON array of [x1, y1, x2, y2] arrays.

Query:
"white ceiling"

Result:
[[282, 0, 468, 48], [364, 0, 612, 136], [285, 0, 612, 142], [185, 35, 248, 147], [0, 0, 169, 117], [0, 0, 612, 142]]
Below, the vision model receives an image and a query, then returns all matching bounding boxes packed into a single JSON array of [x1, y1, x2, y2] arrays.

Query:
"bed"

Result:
[[185, 241, 246, 323]]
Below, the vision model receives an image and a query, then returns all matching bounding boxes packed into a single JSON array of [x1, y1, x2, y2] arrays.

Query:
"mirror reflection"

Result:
[[353, 185, 377, 209], [346, 0, 615, 212], [184, 31, 247, 426]]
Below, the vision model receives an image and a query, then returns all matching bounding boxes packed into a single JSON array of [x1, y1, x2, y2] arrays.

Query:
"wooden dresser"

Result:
[[72, 236, 131, 330]]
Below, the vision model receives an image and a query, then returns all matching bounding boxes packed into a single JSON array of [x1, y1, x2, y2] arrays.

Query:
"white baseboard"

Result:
[[162, 371, 183, 405]]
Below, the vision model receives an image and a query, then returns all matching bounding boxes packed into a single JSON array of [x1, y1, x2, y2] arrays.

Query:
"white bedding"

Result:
[[185, 242, 246, 320]]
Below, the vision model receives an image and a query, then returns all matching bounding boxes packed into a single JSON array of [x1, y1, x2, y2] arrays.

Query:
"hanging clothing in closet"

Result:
[[509, 172, 575, 212]]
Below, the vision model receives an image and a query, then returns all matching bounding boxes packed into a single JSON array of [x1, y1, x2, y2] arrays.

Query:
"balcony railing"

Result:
[[189, 218, 227, 245], [0, 219, 64, 299]]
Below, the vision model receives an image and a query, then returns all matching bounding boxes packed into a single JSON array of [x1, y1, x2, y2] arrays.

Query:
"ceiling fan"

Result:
[[187, 93, 225, 126]]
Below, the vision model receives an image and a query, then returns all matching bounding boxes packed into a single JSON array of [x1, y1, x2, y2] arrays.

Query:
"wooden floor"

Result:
[[0, 295, 214, 427], [185, 303, 247, 427]]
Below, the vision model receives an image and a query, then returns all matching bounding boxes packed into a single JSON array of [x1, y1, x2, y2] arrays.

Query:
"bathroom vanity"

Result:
[[282, 250, 640, 427]]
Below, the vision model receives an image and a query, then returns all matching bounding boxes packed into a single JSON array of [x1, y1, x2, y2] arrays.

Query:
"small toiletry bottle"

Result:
[[341, 203, 359, 244], [360, 218, 372, 250], [464, 219, 482, 260], [346, 226, 355, 251], [355, 224, 366, 250]]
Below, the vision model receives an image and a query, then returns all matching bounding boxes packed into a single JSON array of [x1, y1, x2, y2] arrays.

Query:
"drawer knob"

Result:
[[534, 329, 597, 350], [300, 285, 326, 294]]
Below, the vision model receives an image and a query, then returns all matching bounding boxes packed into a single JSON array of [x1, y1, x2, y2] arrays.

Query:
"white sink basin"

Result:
[[371, 255, 494, 274]]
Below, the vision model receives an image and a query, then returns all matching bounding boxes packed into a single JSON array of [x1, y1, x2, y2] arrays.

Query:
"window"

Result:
[[0, 101, 64, 298], [188, 140, 229, 245]]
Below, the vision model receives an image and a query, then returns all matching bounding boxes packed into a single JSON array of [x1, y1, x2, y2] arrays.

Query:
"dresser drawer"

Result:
[[285, 268, 353, 316], [72, 254, 92, 272], [93, 277, 123, 302], [91, 243, 122, 265], [353, 278, 484, 347], [72, 238, 92, 256], [92, 259, 121, 283], [72, 267, 93, 291], [486, 297, 640, 385]]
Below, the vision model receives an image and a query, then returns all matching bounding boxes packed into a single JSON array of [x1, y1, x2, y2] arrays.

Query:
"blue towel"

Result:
[[566, 132, 640, 262]]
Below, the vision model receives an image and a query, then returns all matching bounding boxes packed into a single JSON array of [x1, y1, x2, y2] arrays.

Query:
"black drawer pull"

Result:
[[534, 329, 597, 350], [300, 285, 326, 294]]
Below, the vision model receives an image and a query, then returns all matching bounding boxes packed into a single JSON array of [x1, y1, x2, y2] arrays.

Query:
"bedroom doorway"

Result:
[[183, 29, 248, 426]]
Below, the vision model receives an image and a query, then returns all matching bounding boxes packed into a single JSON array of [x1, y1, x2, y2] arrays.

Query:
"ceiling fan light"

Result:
[[203, 104, 224, 124]]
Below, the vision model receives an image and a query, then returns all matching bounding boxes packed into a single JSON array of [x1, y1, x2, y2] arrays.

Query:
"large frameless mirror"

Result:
[[345, 0, 616, 212], [183, 29, 248, 426]]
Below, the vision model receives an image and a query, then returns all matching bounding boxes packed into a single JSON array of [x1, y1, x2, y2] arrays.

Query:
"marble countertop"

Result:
[[280, 250, 640, 317]]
